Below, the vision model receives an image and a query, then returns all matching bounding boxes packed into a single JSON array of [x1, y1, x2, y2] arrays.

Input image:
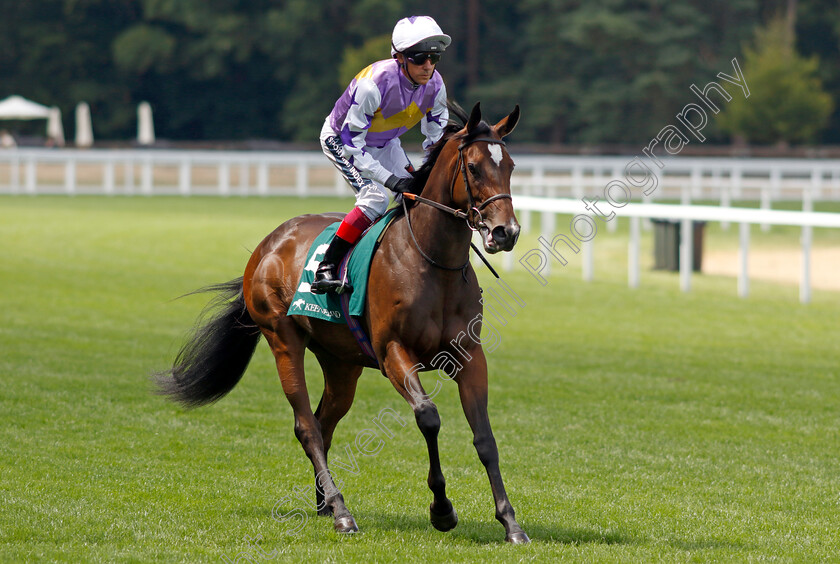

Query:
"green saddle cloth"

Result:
[[288, 208, 399, 323]]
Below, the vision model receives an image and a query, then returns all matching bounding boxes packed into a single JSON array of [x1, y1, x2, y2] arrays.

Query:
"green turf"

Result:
[[1, 196, 838, 563]]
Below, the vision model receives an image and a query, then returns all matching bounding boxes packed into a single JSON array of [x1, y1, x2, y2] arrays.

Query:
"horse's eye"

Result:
[[468, 163, 479, 177]]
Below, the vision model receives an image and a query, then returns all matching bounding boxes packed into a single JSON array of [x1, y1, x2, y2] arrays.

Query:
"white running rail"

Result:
[[510, 195, 840, 304]]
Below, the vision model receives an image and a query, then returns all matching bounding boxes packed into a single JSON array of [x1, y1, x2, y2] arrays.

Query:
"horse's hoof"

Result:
[[506, 531, 531, 544], [333, 515, 359, 534], [317, 508, 333, 517], [430, 505, 458, 532]]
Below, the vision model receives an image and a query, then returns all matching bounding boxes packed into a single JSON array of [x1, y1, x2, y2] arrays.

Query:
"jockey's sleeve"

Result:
[[421, 82, 449, 154], [338, 78, 393, 186]]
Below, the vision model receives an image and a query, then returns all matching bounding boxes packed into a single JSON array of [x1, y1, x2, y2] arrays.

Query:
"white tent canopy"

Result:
[[0, 95, 51, 119], [0, 95, 65, 146]]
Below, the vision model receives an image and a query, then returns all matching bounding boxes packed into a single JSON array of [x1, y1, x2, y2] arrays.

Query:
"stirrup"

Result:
[[311, 264, 353, 295], [311, 278, 352, 295]]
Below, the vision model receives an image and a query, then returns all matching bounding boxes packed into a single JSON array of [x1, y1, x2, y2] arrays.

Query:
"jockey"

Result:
[[311, 15, 451, 294]]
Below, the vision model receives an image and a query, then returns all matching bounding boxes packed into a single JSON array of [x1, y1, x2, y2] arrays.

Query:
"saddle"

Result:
[[288, 208, 402, 365]]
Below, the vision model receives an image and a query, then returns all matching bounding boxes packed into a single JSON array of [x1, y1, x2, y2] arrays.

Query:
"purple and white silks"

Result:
[[320, 59, 448, 219]]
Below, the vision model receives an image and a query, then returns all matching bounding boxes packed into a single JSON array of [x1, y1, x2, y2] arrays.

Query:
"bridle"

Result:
[[401, 135, 511, 274], [403, 136, 511, 232]]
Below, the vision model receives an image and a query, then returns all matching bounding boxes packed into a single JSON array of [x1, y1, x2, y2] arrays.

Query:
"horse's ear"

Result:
[[467, 102, 482, 133], [494, 105, 520, 138]]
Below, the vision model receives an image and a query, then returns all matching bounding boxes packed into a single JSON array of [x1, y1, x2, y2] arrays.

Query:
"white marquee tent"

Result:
[[0, 95, 50, 119], [0, 95, 65, 146]]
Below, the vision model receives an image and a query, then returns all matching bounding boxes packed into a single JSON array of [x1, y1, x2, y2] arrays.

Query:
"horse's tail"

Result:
[[154, 277, 261, 408]]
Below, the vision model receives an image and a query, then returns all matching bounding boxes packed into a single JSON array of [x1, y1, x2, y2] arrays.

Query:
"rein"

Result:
[[401, 136, 509, 277]]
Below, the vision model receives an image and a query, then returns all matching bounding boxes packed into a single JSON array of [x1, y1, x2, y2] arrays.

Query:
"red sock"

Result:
[[336, 207, 373, 245]]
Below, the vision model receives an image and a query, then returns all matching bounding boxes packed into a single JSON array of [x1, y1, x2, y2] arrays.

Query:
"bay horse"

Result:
[[156, 102, 529, 544]]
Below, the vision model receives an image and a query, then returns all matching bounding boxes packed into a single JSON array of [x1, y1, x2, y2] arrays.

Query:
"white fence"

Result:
[[511, 155, 840, 203], [2, 148, 837, 302], [508, 196, 840, 304], [0, 149, 338, 197], [3, 149, 840, 206]]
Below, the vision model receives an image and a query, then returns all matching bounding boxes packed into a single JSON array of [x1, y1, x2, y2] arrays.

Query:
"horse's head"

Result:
[[450, 103, 521, 254]]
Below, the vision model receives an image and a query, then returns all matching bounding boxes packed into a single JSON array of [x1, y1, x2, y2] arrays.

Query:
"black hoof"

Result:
[[334, 515, 359, 534], [506, 531, 530, 544], [430, 505, 458, 532], [317, 508, 333, 517]]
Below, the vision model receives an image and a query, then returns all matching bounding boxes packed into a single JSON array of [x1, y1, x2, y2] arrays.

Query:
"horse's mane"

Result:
[[406, 101, 492, 195]]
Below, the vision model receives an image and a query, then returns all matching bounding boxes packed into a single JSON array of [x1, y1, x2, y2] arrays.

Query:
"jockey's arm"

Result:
[[421, 82, 449, 156], [338, 79, 393, 186]]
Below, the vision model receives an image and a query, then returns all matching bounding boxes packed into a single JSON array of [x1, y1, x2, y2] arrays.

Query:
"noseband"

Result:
[[401, 135, 511, 274]]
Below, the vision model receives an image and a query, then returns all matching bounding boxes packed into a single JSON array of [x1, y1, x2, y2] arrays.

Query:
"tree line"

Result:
[[1, 0, 838, 146]]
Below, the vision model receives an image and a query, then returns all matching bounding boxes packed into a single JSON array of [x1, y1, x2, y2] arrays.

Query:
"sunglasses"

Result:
[[404, 52, 442, 65]]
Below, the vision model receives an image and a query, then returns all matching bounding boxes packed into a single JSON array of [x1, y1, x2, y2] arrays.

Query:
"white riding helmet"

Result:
[[390, 16, 451, 56]]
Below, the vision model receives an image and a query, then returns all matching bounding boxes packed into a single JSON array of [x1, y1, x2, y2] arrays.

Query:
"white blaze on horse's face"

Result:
[[488, 144, 503, 167], [473, 141, 520, 255]]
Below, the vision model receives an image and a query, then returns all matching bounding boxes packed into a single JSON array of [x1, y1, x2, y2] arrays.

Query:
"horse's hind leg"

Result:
[[312, 351, 362, 517], [381, 344, 458, 533], [262, 320, 358, 533]]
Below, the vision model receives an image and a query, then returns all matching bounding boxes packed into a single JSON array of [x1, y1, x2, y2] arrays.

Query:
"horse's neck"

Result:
[[410, 162, 472, 266]]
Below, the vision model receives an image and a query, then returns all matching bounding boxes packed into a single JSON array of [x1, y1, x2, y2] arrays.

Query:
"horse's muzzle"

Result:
[[483, 222, 520, 253]]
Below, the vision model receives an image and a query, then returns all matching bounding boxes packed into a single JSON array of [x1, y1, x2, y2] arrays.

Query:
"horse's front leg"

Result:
[[456, 348, 529, 544], [381, 343, 458, 532]]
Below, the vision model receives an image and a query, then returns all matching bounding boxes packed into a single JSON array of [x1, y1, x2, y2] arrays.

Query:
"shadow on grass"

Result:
[[355, 509, 635, 546], [227, 506, 747, 554]]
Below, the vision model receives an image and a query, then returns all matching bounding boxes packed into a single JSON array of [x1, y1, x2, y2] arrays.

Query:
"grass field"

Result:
[[1, 196, 839, 563]]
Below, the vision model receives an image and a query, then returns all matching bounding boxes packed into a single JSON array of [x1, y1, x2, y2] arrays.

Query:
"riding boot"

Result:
[[310, 207, 374, 294], [310, 235, 354, 294]]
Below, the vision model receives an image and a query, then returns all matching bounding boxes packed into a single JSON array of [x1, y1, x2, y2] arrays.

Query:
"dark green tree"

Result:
[[7, 0, 840, 146], [471, 0, 759, 145], [111, 0, 294, 139], [717, 16, 833, 144], [794, 0, 840, 142], [1, 0, 141, 138]]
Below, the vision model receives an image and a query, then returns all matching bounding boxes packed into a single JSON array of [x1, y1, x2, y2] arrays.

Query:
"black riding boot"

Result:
[[310, 235, 354, 294]]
